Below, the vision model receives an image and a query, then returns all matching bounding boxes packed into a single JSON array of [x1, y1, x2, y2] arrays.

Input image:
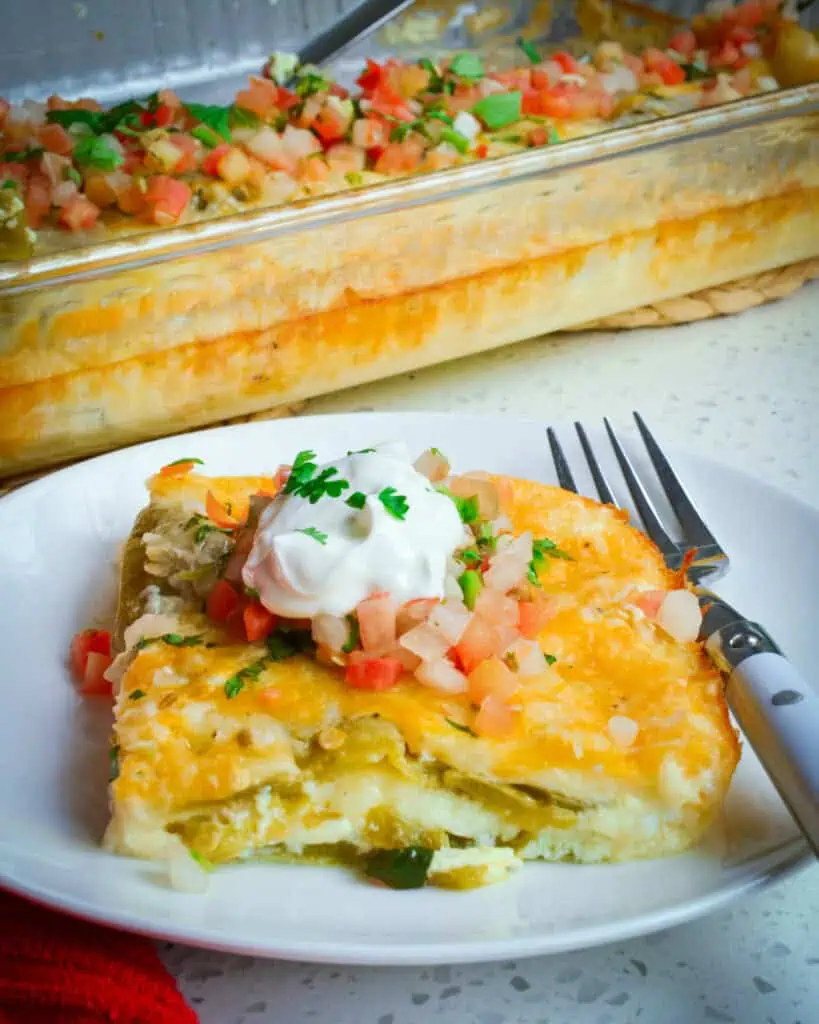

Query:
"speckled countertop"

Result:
[[161, 283, 819, 1024]]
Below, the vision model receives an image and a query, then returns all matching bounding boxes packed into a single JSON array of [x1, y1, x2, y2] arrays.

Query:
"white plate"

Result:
[[0, 412, 813, 966]]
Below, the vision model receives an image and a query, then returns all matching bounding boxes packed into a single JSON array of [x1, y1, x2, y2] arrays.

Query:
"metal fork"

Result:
[[547, 412, 819, 857]]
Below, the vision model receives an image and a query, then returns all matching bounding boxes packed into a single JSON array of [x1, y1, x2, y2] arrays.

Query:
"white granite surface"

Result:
[[161, 282, 819, 1024]]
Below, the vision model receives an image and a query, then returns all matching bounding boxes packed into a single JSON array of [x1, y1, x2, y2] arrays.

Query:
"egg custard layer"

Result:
[[104, 469, 739, 889]]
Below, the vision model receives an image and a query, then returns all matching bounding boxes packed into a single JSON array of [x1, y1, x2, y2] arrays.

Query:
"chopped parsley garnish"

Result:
[[283, 449, 318, 491], [378, 486, 409, 520], [293, 70, 330, 98], [162, 633, 204, 647], [440, 127, 469, 153], [4, 147, 44, 163], [449, 53, 484, 81], [72, 135, 124, 171], [446, 717, 476, 736], [109, 745, 120, 781], [473, 91, 522, 130], [128, 689, 146, 701], [544, 653, 557, 666], [298, 526, 328, 545], [1, 180, 17, 190], [365, 845, 433, 889], [528, 536, 573, 585], [347, 448, 376, 455], [419, 57, 444, 92], [224, 657, 268, 699], [45, 108, 104, 131], [265, 632, 298, 661], [342, 614, 360, 654], [476, 521, 497, 551], [517, 36, 542, 63], [167, 456, 204, 467], [186, 513, 233, 544], [460, 548, 482, 567], [185, 103, 232, 142], [283, 451, 349, 503], [346, 491, 367, 510]]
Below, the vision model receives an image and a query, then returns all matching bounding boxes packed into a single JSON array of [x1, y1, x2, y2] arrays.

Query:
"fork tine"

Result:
[[632, 412, 719, 548], [547, 427, 577, 492], [603, 418, 679, 556], [575, 421, 618, 506]]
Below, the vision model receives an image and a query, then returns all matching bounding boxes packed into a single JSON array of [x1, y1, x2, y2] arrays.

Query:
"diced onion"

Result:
[[312, 613, 349, 652], [415, 658, 468, 693], [428, 600, 471, 645], [400, 623, 450, 661], [414, 448, 450, 482], [608, 715, 639, 748], [52, 180, 79, 207], [448, 474, 501, 520], [600, 65, 638, 94], [123, 613, 180, 651], [484, 531, 533, 592], [507, 638, 546, 677], [167, 844, 210, 894], [453, 111, 481, 141], [656, 589, 701, 644]]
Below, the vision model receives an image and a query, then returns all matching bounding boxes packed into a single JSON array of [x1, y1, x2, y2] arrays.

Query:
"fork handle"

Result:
[[726, 652, 819, 857]]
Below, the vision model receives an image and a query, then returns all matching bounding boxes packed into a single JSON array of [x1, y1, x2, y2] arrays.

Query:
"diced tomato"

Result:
[[243, 602, 277, 642], [70, 629, 112, 683], [170, 133, 200, 173], [668, 29, 697, 58], [312, 100, 353, 144], [374, 137, 425, 174], [658, 59, 685, 85], [368, 82, 416, 123], [201, 142, 231, 177], [357, 593, 397, 653], [528, 126, 551, 147], [453, 616, 506, 674], [143, 175, 191, 225], [0, 99, 8, 129], [58, 195, 100, 231], [328, 82, 350, 99], [467, 657, 520, 704], [235, 76, 280, 118], [475, 143, 489, 158], [159, 458, 198, 476], [39, 122, 74, 155], [357, 59, 385, 93], [207, 579, 241, 622], [80, 651, 114, 697], [474, 694, 518, 738], [351, 117, 388, 150], [153, 103, 175, 128], [552, 51, 579, 75], [517, 597, 556, 640], [345, 651, 404, 691], [24, 174, 51, 229], [534, 83, 584, 119], [712, 40, 741, 67], [731, 0, 766, 29], [631, 589, 666, 619], [276, 87, 301, 112], [642, 47, 686, 85]]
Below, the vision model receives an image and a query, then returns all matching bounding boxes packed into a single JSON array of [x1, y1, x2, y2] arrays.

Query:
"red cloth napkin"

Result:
[[0, 889, 199, 1024]]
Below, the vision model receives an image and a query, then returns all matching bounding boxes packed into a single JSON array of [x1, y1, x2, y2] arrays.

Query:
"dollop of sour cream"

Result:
[[242, 443, 467, 618]]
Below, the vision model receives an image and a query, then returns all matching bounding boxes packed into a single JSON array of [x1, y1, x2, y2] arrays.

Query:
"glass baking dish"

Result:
[[1, 0, 818, 477]]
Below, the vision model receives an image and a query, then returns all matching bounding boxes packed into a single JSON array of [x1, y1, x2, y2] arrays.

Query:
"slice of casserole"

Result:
[[99, 446, 739, 890]]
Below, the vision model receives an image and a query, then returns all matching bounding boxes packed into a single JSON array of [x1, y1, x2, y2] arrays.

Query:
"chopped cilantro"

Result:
[[459, 548, 482, 567], [517, 37, 541, 63], [430, 447, 446, 457], [224, 657, 268, 699], [347, 448, 376, 455], [682, 61, 710, 81], [293, 70, 329, 98], [449, 53, 484, 81], [440, 127, 469, 153], [167, 456, 204, 467], [346, 491, 367, 510], [46, 108, 103, 132], [365, 845, 433, 889], [1, 180, 17, 190], [342, 614, 360, 654], [231, 105, 262, 129], [298, 526, 328, 545], [191, 124, 223, 148], [265, 632, 297, 661], [446, 717, 476, 736], [426, 109, 453, 126], [109, 745, 120, 781], [4, 147, 44, 163], [161, 633, 204, 647], [476, 521, 497, 551], [419, 57, 445, 92], [128, 689, 146, 701], [472, 91, 522, 130], [390, 122, 414, 142], [73, 134, 124, 170], [186, 514, 233, 544], [185, 103, 232, 142], [378, 486, 409, 520], [528, 536, 573, 585], [544, 653, 557, 666]]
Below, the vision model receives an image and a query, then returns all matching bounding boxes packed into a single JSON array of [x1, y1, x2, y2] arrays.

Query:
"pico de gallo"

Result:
[[2, 0, 815, 258]]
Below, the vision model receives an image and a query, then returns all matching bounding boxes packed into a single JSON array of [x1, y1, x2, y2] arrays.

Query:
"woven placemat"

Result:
[[2, 258, 816, 496]]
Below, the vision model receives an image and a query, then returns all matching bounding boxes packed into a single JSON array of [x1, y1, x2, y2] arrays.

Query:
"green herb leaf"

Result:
[[293, 70, 330, 98], [161, 633, 204, 647], [682, 61, 710, 81], [472, 91, 522, 130], [72, 134, 125, 170], [346, 491, 367, 510], [378, 486, 409, 520], [167, 456, 204, 467], [544, 653, 557, 666], [4, 147, 44, 163], [430, 447, 446, 457], [476, 521, 497, 551], [445, 717, 476, 736], [298, 526, 328, 545], [224, 657, 268, 698], [460, 548, 482, 567], [185, 103, 232, 142], [1, 180, 17, 190], [231, 105, 263, 129], [190, 850, 213, 871], [440, 127, 470, 153], [342, 614, 360, 654], [244, 585, 261, 599], [46, 108, 103, 132], [109, 745, 120, 781], [128, 689, 146, 701], [65, 165, 82, 185], [517, 36, 542, 63], [187, 512, 233, 545], [426, 110, 454, 126], [419, 57, 445, 92], [266, 632, 298, 661], [449, 53, 484, 81], [365, 845, 434, 889], [191, 124, 223, 148], [528, 536, 573, 585], [347, 448, 376, 455], [458, 568, 483, 610]]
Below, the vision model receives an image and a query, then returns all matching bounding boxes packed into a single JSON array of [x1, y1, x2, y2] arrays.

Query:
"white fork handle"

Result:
[[726, 652, 819, 856]]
